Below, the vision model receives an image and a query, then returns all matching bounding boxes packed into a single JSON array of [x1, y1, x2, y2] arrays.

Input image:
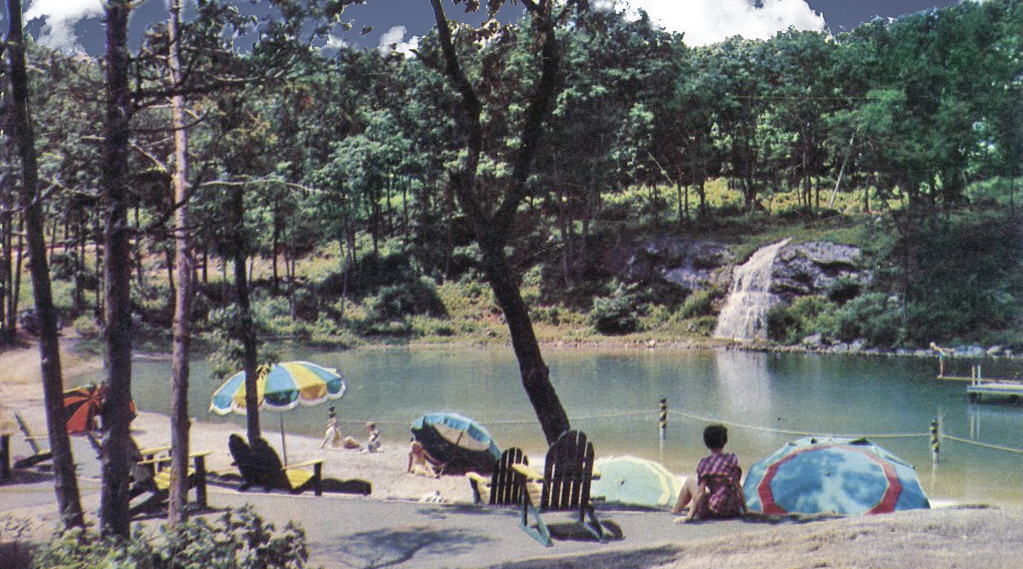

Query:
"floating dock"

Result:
[[932, 344, 1023, 405], [967, 380, 1023, 405]]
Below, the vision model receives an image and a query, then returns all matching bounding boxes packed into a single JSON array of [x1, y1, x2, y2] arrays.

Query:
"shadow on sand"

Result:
[[315, 526, 491, 568]]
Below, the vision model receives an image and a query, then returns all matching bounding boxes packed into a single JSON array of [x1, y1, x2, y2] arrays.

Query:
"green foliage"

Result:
[[30, 507, 308, 569], [680, 287, 721, 319], [766, 296, 838, 344], [71, 315, 102, 340], [366, 277, 447, 322], [588, 282, 641, 335], [833, 292, 903, 346], [896, 209, 1023, 346], [201, 307, 277, 379]]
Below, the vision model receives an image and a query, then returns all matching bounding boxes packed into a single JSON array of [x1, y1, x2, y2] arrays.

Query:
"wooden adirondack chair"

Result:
[[228, 434, 323, 495], [467, 447, 529, 506], [12, 412, 52, 469], [513, 430, 609, 546], [129, 446, 211, 516]]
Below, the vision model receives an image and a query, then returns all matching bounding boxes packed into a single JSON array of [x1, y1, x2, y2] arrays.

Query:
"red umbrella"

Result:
[[63, 384, 104, 433], [63, 383, 136, 434]]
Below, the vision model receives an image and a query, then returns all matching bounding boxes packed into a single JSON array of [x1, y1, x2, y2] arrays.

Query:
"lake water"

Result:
[[78, 346, 1023, 509]]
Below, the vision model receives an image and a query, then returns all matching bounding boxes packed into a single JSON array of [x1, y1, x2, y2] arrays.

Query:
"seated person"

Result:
[[341, 421, 381, 453], [407, 440, 446, 478], [672, 424, 746, 522]]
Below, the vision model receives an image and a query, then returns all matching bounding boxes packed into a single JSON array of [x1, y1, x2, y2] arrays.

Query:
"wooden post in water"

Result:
[[659, 398, 668, 441], [930, 418, 940, 464]]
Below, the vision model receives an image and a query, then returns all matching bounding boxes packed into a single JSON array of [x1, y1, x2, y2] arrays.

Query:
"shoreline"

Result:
[[8, 336, 1023, 567]]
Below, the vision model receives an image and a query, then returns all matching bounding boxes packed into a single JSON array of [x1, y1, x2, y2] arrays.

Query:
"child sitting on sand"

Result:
[[672, 424, 746, 522]]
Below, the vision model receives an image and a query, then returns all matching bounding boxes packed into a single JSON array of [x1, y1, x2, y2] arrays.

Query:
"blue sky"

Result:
[[4, 0, 969, 56]]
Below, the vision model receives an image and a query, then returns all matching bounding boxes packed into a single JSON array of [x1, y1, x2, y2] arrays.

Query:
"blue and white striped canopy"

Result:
[[411, 412, 501, 473]]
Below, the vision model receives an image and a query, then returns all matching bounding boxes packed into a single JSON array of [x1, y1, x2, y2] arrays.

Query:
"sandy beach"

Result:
[[4, 338, 1023, 568]]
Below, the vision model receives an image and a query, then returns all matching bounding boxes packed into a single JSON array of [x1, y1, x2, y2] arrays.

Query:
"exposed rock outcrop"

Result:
[[771, 241, 869, 300], [623, 237, 732, 292]]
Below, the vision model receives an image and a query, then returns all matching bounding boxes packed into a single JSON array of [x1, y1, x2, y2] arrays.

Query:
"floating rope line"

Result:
[[358, 410, 651, 428], [346, 410, 1023, 455], [942, 434, 1023, 454], [667, 409, 926, 440]]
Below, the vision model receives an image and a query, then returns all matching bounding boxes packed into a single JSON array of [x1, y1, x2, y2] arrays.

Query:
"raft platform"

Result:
[[932, 344, 1023, 405], [967, 380, 1023, 405]]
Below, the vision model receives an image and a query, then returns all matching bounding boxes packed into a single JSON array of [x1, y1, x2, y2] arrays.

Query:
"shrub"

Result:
[[71, 315, 101, 340], [588, 284, 640, 335], [680, 287, 721, 319], [31, 506, 309, 569], [826, 276, 862, 304], [835, 292, 902, 347], [367, 277, 447, 322], [766, 296, 838, 344]]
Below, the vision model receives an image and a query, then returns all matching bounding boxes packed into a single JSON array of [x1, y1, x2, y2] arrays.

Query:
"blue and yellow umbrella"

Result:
[[591, 456, 683, 509], [210, 361, 346, 463]]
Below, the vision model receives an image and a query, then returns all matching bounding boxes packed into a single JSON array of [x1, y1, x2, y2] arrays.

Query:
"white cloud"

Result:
[[377, 25, 419, 58], [24, 0, 103, 53], [625, 0, 825, 46]]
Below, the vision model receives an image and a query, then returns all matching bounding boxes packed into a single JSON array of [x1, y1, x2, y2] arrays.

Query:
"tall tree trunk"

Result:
[[5, 0, 85, 529], [1, 207, 12, 343], [99, 0, 135, 539], [231, 191, 260, 444], [478, 231, 569, 442], [167, 0, 193, 525], [429, 0, 570, 445]]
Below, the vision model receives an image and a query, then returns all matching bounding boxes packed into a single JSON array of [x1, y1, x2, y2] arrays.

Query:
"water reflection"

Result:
[[77, 346, 1023, 509]]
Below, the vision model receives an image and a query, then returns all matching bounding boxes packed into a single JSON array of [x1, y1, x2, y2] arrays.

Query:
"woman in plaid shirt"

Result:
[[672, 424, 746, 522]]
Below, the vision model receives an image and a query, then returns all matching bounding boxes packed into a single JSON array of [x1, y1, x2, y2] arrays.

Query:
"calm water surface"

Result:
[[80, 347, 1023, 509]]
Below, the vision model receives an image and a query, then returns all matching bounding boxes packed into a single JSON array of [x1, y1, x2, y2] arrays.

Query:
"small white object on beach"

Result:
[[419, 490, 444, 503]]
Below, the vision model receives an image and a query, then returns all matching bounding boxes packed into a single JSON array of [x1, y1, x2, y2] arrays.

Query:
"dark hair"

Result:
[[703, 424, 728, 450]]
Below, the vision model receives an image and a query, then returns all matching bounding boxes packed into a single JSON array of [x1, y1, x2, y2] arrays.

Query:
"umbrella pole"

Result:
[[279, 413, 288, 466]]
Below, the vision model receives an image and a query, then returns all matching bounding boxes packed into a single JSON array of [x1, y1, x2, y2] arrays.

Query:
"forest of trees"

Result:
[[0, 1, 1018, 350], [2, 0, 1022, 540]]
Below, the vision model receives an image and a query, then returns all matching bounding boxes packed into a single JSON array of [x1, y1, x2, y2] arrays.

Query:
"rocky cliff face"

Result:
[[771, 241, 870, 301], [622, 237, 869, 302], [622, 238, 732, 292]]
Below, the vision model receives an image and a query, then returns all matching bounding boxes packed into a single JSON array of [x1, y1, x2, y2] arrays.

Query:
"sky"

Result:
[[1, 0, 970, 57]]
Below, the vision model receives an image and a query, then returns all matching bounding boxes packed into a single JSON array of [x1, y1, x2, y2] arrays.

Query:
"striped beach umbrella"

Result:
[[210, 361, 345, 463], [411, 412, 501, 474], [591, 456, 683, 509], [744, 436, 930, 516]]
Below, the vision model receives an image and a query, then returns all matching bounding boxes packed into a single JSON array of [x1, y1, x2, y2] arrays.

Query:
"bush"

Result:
[[834, 292, 902, 347], [680, 287, 721, 319], [31, 506, 309, 569], [766, 296, 838, 344], [367, 277, 447, 322], [588, 284, 640, 335]]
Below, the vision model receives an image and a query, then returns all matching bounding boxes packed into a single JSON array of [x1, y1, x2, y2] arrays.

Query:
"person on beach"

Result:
[[321, 405, 342, 449], [362, 421, 381, 453], [672, 424, 746, 522], [407, 440, 446, 478], [341, 421, 381, 452]]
